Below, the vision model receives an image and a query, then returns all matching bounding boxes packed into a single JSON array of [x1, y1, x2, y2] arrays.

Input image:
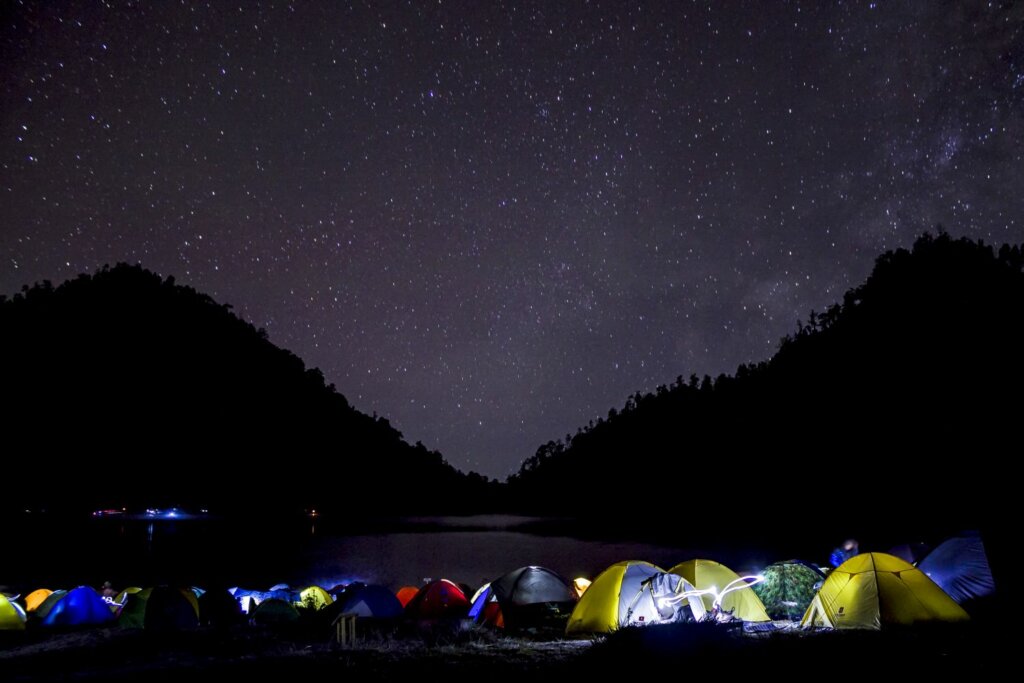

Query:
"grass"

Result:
[[0, 618, 1012, 682]]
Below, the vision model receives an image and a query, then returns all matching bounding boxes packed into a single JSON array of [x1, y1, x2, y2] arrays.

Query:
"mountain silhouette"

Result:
[[510, 233, 1023, 554], [0, 263, 496, 515]]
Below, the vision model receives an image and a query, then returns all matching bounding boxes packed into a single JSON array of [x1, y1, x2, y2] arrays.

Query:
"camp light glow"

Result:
[[657, 575, 765, 617], [713, 575, 765, 609]]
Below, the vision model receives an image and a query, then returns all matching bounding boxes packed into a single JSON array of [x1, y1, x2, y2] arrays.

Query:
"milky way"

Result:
[[2, 2, 1022, 476]]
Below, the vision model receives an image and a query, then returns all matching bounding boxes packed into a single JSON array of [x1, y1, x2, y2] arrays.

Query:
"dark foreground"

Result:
[[0, 620, 1009, 682]]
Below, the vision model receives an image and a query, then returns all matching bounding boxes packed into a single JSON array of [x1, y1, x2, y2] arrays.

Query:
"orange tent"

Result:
[[25, 588, 53, 612], [395, 586, 420, 607]]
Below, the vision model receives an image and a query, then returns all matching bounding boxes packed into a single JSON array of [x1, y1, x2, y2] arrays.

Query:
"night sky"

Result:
[[2, 2, 1022, 476]]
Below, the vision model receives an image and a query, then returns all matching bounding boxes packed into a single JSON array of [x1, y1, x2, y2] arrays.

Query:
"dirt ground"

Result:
[[0, 620, 1011, 682]]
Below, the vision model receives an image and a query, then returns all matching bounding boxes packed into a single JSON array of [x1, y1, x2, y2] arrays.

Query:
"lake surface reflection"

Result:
[[4, 514, 733, 592]]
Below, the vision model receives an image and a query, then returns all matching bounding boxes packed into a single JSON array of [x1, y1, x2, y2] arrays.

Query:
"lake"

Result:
[[2, 514, 762, 593]]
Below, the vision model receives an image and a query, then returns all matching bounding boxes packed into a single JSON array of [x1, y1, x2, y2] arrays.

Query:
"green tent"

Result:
[[252, 598, 300, 625], [118, 587, 199, 630], [753, 560, 824, 621]]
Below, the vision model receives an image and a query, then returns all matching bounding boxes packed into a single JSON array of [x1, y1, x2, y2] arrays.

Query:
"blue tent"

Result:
[[334, 584, 403, 618], [918, 532, 995, 604], [468, 584, 493, 619], [42, 586, 116, 627]]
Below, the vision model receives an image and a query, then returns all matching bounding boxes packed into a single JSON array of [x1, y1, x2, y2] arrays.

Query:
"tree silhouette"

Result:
[[509, 233, 1023, 557], [0, 263, 500, 515]]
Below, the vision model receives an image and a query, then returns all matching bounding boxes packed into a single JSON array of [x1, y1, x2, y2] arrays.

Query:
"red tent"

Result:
[[404, 579, 469, 619]]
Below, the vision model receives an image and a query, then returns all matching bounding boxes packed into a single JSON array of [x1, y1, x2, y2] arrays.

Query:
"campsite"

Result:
[[2, 0, 1022, 678], [0, 516, 1005, 681]]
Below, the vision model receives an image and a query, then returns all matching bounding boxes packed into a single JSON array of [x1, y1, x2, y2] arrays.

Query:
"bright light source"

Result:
[[713, 575, 765, 610]]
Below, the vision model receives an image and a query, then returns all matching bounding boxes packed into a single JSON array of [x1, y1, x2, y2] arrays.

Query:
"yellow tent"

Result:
[[24, 588, 53, 612], [0, 595, 27, 631], [572, 577, 592, 598], [566, 560, 705, 635], [112, 586, 143, 612], [567, 561, 663, 635], [296, 585, 333, 611], [801, 552, 969, 630], [668, 559, 770, 622]]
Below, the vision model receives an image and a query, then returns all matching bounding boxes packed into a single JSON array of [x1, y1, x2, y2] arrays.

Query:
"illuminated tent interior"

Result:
[[566, 561, 705, 636]]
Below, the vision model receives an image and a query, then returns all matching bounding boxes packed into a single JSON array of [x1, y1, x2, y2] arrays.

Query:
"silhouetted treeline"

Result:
[[0, 264, 500, 515], [510, 233, 1024, 557]]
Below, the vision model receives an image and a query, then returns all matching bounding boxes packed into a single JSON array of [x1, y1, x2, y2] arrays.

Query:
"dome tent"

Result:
[[566, 561, 705, 636], [333, 584, 403, 619], [31, 590, 67, 621], [404, 579, 469, 620], [24, 588, 53, 613], [118, 587, 200, 630], [486, 566, 577, 631], [668, 559, 770, 623], [0, 594, 27, 631], [396, 586, 420, 607], [252, 598, 300, 625], [198, 588, 242, 626], [41, 586, 116, 627], [801, 552, 970, 629], [917, 532, 995, 605], [295, 585, 333, 611], [752, 560, 825, 621]]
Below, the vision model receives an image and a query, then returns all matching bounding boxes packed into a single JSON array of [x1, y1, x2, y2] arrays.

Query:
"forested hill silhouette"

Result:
[[0, 264, 496, 515], [510, 234, 1024, 551]]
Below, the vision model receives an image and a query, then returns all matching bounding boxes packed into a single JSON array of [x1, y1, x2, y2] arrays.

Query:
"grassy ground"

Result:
[[0, 620, 1010, 682]]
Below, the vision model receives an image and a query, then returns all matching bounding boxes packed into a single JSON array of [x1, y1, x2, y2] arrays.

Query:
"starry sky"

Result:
[[2, 1, 1022, 477]]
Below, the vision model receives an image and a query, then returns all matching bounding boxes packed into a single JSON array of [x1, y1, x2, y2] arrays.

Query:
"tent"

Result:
[[0, 594, 27, 631], [753, 560, 825, 621], [253, 594, 300, 622], [668, 560, 770, 623], [144, 587, 200, 630], [918, 532, 995, 605], [334, 584, 403, 619], [111, 587, 142, 612], [252, 598, 300, 625], [801, 552, 970, 629], [404, 579, 470, 620], [24, 588, 53, 612], [32, 590, 67, 621], [295, 585, 333, 611], [468, 585, 505, 629], [468, 583, 494, 619], [198, 589, 242, 626], [396, 586, 420, 607], [41, 586, 116, 627], [486, 566, 577, 631], [572, 578, 592, 598], [118, 587, 200, 630], [118, 588, 153, 628], [566, 561, 705, 636]]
